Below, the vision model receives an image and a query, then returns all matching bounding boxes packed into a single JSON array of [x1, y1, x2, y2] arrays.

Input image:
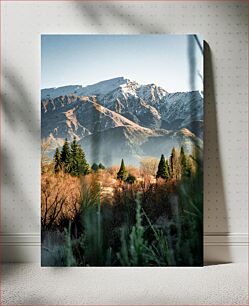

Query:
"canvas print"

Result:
[[41, 35, 204, 266]]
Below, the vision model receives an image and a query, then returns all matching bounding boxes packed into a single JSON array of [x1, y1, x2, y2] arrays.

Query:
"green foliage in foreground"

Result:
[[44, 147, 203, 267], [41, 158, 203, 266], [117, 199, 150, 266]]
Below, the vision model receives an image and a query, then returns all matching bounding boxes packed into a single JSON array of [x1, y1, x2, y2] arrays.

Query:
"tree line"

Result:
[[116, 146, 192, 183], [54, 138, 192, 182], [156, 146, 191, 180], [54, 137, 107, 176]]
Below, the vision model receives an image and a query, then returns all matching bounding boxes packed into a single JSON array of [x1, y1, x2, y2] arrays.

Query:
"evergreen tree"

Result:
[[180, 146, 191, 178], [125, 173, 136, 184], [91, 163, 99, 172], [117, 159, 128, 181], [70, 136, 79, 176], [98, 163, 105, 170], [77, 145, 90, 175], [170, 147, 180, 180], [53, 148, 62, 173], [156, 154, 169, 179], [165, 159, 170, 179], [70, 136, 89, 176], [60, 138, 71, 173]]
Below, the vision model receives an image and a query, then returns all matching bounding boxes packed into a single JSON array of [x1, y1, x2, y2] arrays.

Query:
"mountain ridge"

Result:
[[41, 77, 203, 165]]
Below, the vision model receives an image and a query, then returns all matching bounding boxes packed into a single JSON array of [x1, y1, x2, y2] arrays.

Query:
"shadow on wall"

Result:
[[75, 3, 168, 34], [1, 67, 39, 229], [204, 42, 230, 263], [1, 66, 39, 269]]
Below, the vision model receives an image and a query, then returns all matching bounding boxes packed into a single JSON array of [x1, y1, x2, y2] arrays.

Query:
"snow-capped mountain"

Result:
[[42, 77, 168, 103], [42, 77, 131, 99], [41, 77, 203, 165]]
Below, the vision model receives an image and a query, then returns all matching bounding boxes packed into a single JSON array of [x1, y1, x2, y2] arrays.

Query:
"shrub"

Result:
[[125, 173, 136, 184]]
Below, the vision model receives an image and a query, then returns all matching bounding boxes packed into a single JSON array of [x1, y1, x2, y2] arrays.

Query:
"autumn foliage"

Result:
[[41, 138, 203, 266]]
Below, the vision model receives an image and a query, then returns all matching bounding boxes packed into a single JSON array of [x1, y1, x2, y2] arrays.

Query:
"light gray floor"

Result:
[[2, 263, 248, 305]]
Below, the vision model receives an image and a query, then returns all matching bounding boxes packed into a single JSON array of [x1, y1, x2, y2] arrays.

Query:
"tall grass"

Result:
[[41, 153, 203, 266], [117, 197, 174, 266], [117, 197, 150, 266]]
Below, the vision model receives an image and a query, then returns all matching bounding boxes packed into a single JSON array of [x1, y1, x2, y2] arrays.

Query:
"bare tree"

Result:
[[140, 157, 159, 177], [41, 173, 81, 229], [41, 138, 53, 173]]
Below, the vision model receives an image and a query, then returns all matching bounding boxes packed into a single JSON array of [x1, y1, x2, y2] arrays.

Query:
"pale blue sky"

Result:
[[41, 35, 203, 93]]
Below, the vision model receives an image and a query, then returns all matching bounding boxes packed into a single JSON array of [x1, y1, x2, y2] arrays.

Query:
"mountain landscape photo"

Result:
[[41, 34, 204, 267]]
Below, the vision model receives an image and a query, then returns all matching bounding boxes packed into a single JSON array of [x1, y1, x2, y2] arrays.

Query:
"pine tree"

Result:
[[165, 159, 170, 179], [70, 136, 79, 176], [170, 147, 179, 180], [70, 136, 89, 176], [61, 138, 71, 173], [125, 173, 136, 184], [91, 163, 99, 172], [156, 154, 169, 179], [53, 148, 61, 173], [117, 159, 128, 181], [98, 163, 105, 170], [77, 145, 90, 175], [180, 146, 191, 178]]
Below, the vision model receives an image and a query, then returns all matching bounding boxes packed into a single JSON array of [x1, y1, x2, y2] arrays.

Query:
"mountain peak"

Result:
[[83, 76, 130, 96], [89, 76, 128, 86], [41, 77, 170, 101], [107, 76, 128, 83]]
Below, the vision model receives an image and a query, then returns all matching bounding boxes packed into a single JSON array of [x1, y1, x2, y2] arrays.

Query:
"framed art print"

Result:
[[41, 35, 204, 267]]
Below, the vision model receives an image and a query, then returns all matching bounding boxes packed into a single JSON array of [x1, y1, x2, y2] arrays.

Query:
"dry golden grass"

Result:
[[41, 164, 181, 228], [41, 171, 81, 227]]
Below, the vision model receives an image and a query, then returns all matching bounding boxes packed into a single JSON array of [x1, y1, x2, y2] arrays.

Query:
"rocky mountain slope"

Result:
[[41, 77, 203, 165]]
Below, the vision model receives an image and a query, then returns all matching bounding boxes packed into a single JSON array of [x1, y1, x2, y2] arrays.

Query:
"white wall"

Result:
[[1, 0, 248, 263]]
